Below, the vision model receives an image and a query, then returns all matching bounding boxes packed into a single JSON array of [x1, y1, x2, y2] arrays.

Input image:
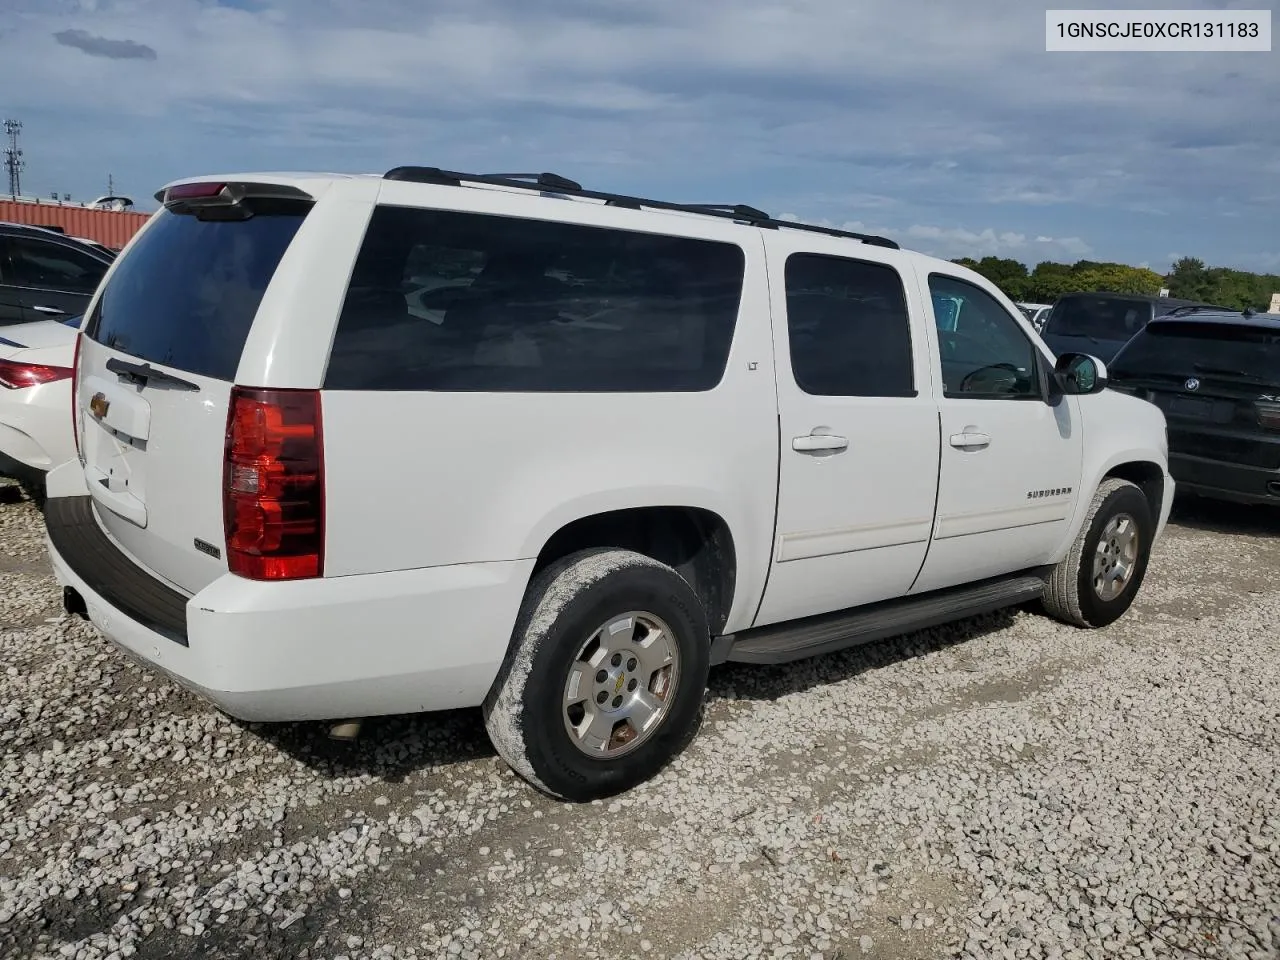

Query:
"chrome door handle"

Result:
[[31, 304, 68, 315], [793, 434, 849, 453], [949, 432, 991, 449]]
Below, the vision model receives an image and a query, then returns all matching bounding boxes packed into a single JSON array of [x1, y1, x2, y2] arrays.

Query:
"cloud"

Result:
[[0, 0, 1269, 273], [778, 214, 1093, 264], [53, 28, 157, 60]]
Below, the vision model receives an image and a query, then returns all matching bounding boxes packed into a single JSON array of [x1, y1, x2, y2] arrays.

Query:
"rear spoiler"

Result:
[[155, 181, 314, 219]]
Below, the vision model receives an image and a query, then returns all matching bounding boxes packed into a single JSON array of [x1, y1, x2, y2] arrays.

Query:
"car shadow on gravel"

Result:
[[242, 707, 496, 783], [1169, 495, 1278, 538], [246, 610, 1024, 782], [708, 607, 1022, 702]]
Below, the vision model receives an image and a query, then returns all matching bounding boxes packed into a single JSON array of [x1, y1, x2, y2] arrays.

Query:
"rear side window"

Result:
[[85, 205, 308, 380], [6, 237, 109, 294], [783, 253, 915, 397], [1044, 296, 1151, 340], [1112, 321, 1280, 383], [324, 205, 746, 392]]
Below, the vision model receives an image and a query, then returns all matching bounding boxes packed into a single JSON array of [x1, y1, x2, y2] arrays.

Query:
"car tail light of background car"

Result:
[[1256, 400, 1280, 431], [223, 387, 325, 580], [0, 357, 73, 390]]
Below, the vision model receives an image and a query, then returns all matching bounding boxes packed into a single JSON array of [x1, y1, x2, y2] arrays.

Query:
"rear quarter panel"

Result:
[[311, 185, 781, 635]]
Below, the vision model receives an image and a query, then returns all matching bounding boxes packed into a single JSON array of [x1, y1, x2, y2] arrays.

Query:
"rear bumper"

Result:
[[46, 494, 535, 722], [0, 449, 46, 487], [1169, 453, 1280, 507]]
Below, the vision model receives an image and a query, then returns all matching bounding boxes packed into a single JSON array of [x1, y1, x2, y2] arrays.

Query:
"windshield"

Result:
[[1111, 321, 1280, 384], [1043, 296, 1151, 340]]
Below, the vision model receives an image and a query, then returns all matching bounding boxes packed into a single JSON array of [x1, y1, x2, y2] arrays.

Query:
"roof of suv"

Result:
[[0, 220, 117, 259], [153, 168, 1043, 300], [158, 166, 907, 250], [1146, 309, 1280, 332]]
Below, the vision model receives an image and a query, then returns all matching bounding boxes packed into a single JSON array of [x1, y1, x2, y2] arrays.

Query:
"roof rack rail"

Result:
[[483, 172, 583, 192], [1163, 304, 1224, 316], [380, 166, 899, 249]]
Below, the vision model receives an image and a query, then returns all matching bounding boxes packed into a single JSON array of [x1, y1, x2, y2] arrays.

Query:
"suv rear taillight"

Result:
[[0, 357, 73, 390], [223, 387, 324, 580], [1257, 401, 1280, 430]]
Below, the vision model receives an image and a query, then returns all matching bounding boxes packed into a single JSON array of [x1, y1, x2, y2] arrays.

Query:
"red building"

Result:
[[0, 198, 151, 251]]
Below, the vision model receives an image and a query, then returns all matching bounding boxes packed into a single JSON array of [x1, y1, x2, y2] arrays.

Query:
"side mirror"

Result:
[[1054, 353, 1108, 395]]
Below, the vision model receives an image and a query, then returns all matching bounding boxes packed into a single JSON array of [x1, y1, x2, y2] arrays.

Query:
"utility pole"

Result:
[[108, 173, 114, 196], [4, 119, 23, 198]]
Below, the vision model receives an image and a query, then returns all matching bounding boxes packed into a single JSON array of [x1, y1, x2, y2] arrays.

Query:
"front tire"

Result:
[[482, 549, 711, 802], [1042, 477, 1154, 628]]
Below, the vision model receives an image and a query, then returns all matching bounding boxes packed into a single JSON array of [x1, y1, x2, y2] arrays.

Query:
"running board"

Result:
[[717, 570, 1049, 666]]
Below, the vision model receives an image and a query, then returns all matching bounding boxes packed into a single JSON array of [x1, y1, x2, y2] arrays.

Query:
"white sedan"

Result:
[[0, 316, 79, 487]]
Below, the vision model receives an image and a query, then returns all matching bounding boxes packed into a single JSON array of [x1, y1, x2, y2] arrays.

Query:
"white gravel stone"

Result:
[[1, 486, 1277, 960]]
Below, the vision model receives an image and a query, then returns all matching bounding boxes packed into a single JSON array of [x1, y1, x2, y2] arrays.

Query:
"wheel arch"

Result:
[[1055, 451, 1170, 564], [529, 505, 738, 636]]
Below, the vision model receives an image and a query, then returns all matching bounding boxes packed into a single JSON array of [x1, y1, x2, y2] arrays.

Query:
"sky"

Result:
[[1, 0, 1276, 274]]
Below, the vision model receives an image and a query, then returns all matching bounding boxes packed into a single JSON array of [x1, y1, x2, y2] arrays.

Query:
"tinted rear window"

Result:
[[1112, 321, 1280, 383], [1043, 297, 1151, 340], [85, 204, 308, 380], [323, 205, 745, 392]]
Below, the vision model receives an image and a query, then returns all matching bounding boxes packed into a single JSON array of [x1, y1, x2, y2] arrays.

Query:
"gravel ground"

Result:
[[1, 479, 1278, 960]]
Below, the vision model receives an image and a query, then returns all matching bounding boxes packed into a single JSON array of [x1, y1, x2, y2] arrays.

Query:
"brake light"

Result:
[[223, 387, 324, 580], [71, 333, 82, 455], [165, 181, 227, 203], [1257, 401, 1280, 430], [0, 357, 74, 390]]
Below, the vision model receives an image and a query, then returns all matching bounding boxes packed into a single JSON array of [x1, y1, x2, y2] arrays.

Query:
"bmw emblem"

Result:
[[1184, 378, 1200, 391]]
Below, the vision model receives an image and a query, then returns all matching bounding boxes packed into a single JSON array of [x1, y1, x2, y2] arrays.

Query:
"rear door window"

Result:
[[84, 204, 308, 381], [783, 253, 915, 397], [6, 236, 109, 294], [324, 205, 746, 392]]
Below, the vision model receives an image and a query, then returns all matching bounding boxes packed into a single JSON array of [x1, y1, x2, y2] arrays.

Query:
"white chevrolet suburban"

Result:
[[43, 168, 1173, 802]]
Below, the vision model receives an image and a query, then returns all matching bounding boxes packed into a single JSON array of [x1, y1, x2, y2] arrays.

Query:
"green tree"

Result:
[[951, 256, 1031, 300], [1166, 257, 1211, 301], [1069, 264, 1164, 296], [1026, 262, 1077, 302], [950, 252, 1279, 313]]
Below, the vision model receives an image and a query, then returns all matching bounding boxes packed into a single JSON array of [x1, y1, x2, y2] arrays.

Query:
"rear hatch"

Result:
[[1041, 294, 1153, 362], [75, 182, 312, 594], [1110, 319, 1280, 469]]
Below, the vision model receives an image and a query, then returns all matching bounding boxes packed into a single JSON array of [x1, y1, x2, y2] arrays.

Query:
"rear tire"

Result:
[[1042, 477, 1153, 628], [482, 548, 710, 802]]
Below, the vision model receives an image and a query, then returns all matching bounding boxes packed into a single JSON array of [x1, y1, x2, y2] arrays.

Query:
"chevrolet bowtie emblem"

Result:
[[89, 392, 110, 419]]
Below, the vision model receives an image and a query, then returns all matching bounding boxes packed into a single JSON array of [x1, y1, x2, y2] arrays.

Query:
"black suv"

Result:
[[1109, 310, 1280, 507], [1040, 292, 1226, 364], [0, 222, 115, 327]]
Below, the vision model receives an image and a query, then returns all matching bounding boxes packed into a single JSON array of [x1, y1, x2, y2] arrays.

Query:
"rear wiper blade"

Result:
[[1192, 363, 1269, 384], [105, 357, 200, 392]]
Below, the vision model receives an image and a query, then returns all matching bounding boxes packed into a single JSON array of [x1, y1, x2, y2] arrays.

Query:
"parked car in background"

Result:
[[1109, 309, 1280, 507], [44, 169, 1171, 802], [1039, 292, 1227, 363], [1015, 302, 1053, 332], [0, 314, 80, 485], [1, 222, 115, 326]]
